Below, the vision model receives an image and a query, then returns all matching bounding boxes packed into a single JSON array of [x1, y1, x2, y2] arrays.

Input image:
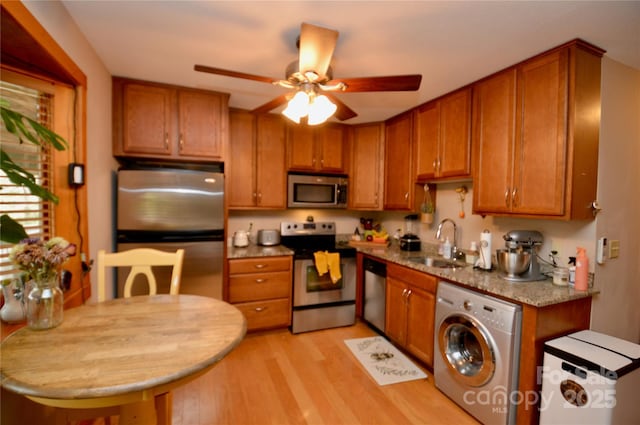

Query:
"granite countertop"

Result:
[[227, 244, 294, 259], [355, 244, 598, 308]]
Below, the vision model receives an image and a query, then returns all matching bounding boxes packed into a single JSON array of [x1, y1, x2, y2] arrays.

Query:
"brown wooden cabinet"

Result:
[[228, 110, 287, 209], [227, 256, 292, 331], [112, 77, 228, 162], [472, 40, 604, 219], [385, 262, 436, 367], [349, 123, 385, 210], [287, 123, 347, 173], [414, 87, 471, 181], [383, 111, 414, 210]]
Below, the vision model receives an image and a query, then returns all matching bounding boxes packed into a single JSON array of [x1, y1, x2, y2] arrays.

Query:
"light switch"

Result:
[[609, 240, 620, 259]]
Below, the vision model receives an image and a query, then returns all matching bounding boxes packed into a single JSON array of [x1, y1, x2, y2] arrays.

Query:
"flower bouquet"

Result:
[[9, 237, 76, 329]]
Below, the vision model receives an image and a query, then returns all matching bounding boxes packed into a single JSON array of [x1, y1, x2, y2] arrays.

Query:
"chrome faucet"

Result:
[[435, 218, 465, 261]]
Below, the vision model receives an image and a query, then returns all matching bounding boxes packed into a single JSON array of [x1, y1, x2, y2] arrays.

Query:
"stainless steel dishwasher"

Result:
[[363, 257, 387, 333]]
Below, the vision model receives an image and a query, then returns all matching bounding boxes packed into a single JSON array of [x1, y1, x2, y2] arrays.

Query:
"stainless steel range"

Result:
[[280, 221, 356, 334]]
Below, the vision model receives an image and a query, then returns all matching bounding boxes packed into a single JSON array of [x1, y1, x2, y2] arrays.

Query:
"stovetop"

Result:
[[280, 221, 355, 258]]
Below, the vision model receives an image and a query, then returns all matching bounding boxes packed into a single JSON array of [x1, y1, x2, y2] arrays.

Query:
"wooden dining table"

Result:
[[0, 294, 246, 425]]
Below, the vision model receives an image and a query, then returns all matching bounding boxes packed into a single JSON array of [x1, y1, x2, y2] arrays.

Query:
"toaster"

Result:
[[257, 229, 281, 246]]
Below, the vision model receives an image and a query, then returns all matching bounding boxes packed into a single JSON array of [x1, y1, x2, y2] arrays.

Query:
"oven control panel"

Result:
[[281, 221, 336, 236]]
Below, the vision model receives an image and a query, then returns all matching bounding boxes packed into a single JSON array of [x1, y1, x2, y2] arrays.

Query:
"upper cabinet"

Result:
[[228, 111, 287, 209], [349, 123, 385, 210], [287, 123, 347, 173], [472, 40, 604, 220], [414, 87, 472, 181], [384, 111, 414, 210], [113, 77, 229, 162]]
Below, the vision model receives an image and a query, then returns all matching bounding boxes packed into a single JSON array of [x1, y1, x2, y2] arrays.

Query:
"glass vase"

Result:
[[26, 275, 63, 330]]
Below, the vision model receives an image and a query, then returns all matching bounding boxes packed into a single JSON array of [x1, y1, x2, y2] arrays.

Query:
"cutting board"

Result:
[[348, 240, 390, 249]]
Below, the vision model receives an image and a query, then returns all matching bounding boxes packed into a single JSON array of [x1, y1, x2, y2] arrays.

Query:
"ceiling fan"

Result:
[[194, 22, 422, 124]]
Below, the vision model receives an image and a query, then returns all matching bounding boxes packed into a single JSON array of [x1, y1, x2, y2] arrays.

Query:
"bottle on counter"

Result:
[[575, 247, 589, 291], [443, 237, 452, 259], [466, 241, 479, 265], [568, 256, 576, 286]]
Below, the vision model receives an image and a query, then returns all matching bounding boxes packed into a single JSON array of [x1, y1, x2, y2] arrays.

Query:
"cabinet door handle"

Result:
[[164, 133, 169, 150], [512, 188, 518, 207], [404, 192, 409, 201], [179, 133, 184, 151], [254, 306, 268, 312], [505, 188, 510, 207], [432, 159, 437, 170], [320, 158, 324, 167], [255, 278, 267, 283], [254, 264, 266, 269], [401, 288, 408, 297]]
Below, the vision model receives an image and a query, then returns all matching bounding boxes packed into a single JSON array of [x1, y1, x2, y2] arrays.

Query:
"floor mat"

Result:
[[344, 336, 427, 386]]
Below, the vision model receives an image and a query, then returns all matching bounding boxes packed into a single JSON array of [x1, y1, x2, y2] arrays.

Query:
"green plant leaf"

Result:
[[0, 214, 29, 244], [0, 106, 67, 150], [0, 149, 59, 203]]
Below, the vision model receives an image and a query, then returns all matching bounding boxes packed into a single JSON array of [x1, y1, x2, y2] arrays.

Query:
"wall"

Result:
[[591, 57, 640, 343], [23, 0, 116, 301]]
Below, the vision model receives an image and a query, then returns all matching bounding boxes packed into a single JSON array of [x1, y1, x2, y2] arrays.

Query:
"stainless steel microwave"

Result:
[[287, 173, 348, 209]]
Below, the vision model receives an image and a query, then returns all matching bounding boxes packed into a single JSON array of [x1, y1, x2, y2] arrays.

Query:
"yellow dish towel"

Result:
[[326, 252, 342, 284], [313, 251, 342, 284], [314, 251, 328, 276]]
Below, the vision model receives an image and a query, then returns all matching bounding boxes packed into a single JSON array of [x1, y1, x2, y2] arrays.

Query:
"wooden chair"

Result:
[[97, 248, 185, 302]]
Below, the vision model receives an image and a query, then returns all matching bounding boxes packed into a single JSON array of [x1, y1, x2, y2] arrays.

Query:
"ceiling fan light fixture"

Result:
[[282, 90, 310, 123], [307, 94, 337, 126]]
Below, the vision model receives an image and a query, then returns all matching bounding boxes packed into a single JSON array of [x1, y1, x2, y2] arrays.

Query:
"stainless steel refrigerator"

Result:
[[116, 166, 224, 299]]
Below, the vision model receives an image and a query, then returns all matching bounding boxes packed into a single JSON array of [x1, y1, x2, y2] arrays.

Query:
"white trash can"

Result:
[[539, 330, 640, 425]]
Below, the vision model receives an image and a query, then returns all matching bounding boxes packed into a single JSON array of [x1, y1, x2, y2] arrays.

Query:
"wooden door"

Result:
[[256, 115, 287, 208], [472, 69, 517, 214], [316, 124, 346, 172], [122, 83, 173, 155], [513, 49, 568, 216], [384, 277, 408, 345], [349, 123, 384, 210], [177, 90, 224, 159], [287, 125, 316, 171], [405, 286, 435, 367], [384, 112, 414, 210], [438, 88, 471, 178], [414, 101, 439, 180], [228, 110, 256, 208]]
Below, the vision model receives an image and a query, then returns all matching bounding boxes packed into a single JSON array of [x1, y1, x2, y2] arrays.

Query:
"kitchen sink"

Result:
[[407, 256, 468, 269]]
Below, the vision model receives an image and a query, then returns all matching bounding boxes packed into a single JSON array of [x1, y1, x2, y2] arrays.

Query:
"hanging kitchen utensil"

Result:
[[455, 185, 467, 218]]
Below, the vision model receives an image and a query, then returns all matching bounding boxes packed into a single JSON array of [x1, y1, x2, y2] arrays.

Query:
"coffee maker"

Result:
[[496, 230, 545, 282]]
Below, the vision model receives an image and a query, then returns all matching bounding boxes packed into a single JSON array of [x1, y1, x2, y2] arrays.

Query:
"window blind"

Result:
[[0, 81, 53, 281]]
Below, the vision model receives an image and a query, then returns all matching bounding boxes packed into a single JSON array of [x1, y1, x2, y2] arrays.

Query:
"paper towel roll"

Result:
[[479, 229, 492, 270]]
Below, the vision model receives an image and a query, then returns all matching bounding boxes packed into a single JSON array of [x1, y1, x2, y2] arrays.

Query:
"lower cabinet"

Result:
[[385, 263, 436, 367], [227, 256, 292, 331]]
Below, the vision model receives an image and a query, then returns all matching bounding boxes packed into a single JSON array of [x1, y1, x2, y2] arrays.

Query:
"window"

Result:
[[0, 79, 54, 281]]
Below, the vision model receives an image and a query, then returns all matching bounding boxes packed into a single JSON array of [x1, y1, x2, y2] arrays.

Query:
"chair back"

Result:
[[97, 248, 185, 302]]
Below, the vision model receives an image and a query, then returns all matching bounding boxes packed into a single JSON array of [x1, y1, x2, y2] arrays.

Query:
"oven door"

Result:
[[293, 257, 356, 306]]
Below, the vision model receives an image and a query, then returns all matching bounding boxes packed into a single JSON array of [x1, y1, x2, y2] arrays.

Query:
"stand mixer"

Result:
[[496, 230, 545, 282]]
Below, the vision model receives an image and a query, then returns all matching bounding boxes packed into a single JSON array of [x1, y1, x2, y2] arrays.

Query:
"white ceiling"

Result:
[[61, 1, 640, 124]]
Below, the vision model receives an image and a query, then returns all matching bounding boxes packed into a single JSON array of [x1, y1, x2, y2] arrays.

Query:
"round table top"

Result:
[[1, 294, 246, 401]]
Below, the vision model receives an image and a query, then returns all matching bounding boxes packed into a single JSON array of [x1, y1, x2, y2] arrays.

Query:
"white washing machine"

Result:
[[434, 282, 522, 425], [539, 330, 640, 424]]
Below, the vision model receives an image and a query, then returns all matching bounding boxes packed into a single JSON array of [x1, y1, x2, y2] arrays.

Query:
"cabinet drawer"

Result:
[[234, 298, 291, 331], [229, 256, 291, 274], [228, 271, 291, 303], [387, 262, 437, 293]]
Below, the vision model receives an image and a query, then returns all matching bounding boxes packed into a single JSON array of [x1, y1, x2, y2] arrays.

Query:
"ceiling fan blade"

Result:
[[298, 23, 338, 81], [332, 75, 422, 92], [324, 93, 358, 121], [194, 64, 277, 84], [250, 94, 289, 115]]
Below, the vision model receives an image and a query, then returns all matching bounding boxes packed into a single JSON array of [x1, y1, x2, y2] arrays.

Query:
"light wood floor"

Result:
[[82, 321, 478, 425]]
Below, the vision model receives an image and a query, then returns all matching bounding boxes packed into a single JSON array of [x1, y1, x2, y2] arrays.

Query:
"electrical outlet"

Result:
[[609, 240, 620, 259]]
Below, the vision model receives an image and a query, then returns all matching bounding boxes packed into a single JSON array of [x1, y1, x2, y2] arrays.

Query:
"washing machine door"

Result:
[[438, 314, 495, 387]]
